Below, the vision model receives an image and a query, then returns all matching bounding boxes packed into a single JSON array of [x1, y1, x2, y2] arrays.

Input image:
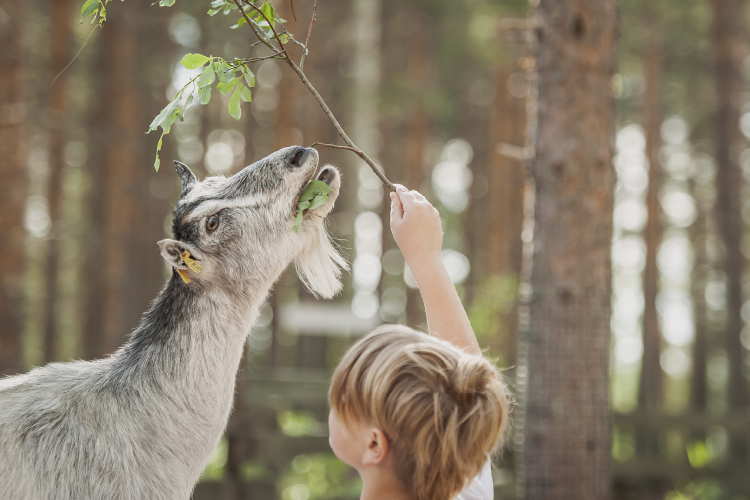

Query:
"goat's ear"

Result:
[[294, 226, 348, 299], [174, 160, 197, 196], [158, 239, 190, 269]]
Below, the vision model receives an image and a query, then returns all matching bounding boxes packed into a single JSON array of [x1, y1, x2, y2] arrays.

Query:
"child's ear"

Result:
[[158, 239, 191, 269], [361, 428, 389, 466]]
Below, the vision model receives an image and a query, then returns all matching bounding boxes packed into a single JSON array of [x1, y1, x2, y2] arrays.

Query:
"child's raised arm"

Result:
[[389, 185, 481, 356]]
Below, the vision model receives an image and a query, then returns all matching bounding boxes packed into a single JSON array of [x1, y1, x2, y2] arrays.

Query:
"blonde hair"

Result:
[[328, 325, 510, 500]]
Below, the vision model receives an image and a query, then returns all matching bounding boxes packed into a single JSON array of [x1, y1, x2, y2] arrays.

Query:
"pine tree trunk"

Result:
[[690, 185, 708, 412], [487, 67, 527, 365], [711, 0, 748, 431], [82, 2, 144, 359], [639, 24, 663, 415], [42, 0, 74, 363], [0, 0, 27, 376], [520, 2, 617, 498]]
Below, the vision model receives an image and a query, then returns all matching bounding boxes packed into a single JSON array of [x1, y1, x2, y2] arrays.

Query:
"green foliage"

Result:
[[278, 410, 321, 437], [467, 275, 518, 349], [293, 181, 333, 232], [200, 437, 228, 480], [80, 0, 291, 170], [279, 453, 362, 500], [79, 0, 112, 25]]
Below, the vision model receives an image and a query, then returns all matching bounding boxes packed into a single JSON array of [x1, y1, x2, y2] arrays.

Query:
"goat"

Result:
[[0, 146, 346, 500]]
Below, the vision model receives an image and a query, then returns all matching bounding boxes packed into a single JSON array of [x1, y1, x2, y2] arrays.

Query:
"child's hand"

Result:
[[389, 185, 443, 265]]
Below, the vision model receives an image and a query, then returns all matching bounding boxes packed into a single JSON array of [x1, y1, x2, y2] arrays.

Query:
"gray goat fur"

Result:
[[0, 146, 346, 500]]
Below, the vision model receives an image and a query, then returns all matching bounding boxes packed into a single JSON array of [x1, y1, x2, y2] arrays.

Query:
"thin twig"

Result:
[[300, 0, 317, 69], [242, 0, 287, 54], [234, 0, 394, 191], [289, 0, 297, 21], [281, 26, 306, 50], [51, 24, 100, 87], [311, 143, 394, 191], [232, 0, 277, 53], [226, 51, 286, 70]]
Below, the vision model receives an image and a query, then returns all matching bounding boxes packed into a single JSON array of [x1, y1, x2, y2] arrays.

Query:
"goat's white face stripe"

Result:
[[184, 194, 270, 222]]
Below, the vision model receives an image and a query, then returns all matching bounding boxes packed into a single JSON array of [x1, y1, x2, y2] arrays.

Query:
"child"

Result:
[[327, 185, 510, 500]]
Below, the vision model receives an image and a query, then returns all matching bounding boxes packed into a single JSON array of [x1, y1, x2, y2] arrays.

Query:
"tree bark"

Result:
[[690, 186, 708, 413], [520, 1, 617, 498], [42, 0, 74, 363], [711, 0, 748, 425], [638, 24, 663, 414], [82, 2, 144, 359], [0, 0, 27, 376]]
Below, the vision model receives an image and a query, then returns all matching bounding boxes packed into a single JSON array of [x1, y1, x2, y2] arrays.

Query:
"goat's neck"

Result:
[[108, 272, 271, 437]]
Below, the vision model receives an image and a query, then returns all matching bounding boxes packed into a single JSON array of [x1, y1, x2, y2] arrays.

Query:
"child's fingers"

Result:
[[396, 187, 419, 210], [411, 190, 427, 203], [390, 192, 404, 222]]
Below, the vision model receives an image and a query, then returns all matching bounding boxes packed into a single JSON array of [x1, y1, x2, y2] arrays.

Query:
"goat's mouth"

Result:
[[316, 166, 334, 185], [292, 166, 337, 212]]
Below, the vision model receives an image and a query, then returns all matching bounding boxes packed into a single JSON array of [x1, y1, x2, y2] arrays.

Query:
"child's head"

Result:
[[328, 325, 509, 500]]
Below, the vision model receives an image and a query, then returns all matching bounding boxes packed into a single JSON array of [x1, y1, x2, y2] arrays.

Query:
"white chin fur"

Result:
[[294, 223, 348, 299]]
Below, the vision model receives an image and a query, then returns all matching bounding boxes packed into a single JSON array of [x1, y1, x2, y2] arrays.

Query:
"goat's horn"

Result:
[[174, 161, 197, 196]]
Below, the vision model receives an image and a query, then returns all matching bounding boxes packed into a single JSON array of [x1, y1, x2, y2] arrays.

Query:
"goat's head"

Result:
[[157, 146, 347, 299]]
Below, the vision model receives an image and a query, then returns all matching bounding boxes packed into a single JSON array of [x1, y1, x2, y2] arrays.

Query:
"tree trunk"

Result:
[[638, 24, 663, 415], [42, 0, 74, 363], [82, 2, 144, 359], [690, 184, 708, 412], [711, 0, 748, 429], [520, 2, 617, 498], [486, 67, 527, 365], [0, 0, 27, 376]]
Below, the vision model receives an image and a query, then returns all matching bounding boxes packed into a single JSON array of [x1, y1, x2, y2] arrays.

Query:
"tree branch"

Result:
[[300, 0, 317, 69], [311, 143, 394, 191], [234, 0, 394, 192]]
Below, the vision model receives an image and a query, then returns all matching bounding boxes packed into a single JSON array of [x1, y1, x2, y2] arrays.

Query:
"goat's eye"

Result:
[[206, 214, 220, 232]]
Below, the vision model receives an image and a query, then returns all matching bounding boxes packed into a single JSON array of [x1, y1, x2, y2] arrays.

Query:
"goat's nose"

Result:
[[289, 147, 310, 168]]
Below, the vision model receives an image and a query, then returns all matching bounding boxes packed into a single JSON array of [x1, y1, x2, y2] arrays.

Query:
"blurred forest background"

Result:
[[1, 0, 750, 498]]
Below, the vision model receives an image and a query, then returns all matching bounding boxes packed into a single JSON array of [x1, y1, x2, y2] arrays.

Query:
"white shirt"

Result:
[[454, 459, 493, 500]]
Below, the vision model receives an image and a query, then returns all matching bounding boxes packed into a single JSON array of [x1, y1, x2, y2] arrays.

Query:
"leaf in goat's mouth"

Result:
[[293, 179, 333, 232]]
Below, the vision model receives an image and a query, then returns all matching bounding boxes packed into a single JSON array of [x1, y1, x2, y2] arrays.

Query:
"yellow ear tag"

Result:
[[181, 250, 204, 274], [177, 269, 191, 283], [176, 250, 203, 284]]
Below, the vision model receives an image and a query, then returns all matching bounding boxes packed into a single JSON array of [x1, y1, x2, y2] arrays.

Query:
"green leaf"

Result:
[[154, 156, 160, 171], [210, 0, 225, 7], [228, 90, 241, 120], [197, 65, 215, 87], [207, 8, 219, 16], [217, 78, 239, 94], [261, 1, 276, 24], [238, 84, 252, 102], [242, 68, 255, 87], [199, 85, 212, 105], [180, 53, 211, 70], [307, 194, 328, 211], [292, 212, 304, 232], [80, 0, 99, 22], [296, 200, 311, 211], [215, 61, 234, 83], [230, 17, 246, 29], [278, 33, 289, 44], [179, 93, 194, 121], [148, 99, 180, 132], [292, 181, 333, 231], [159, 0, 175, 6]]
